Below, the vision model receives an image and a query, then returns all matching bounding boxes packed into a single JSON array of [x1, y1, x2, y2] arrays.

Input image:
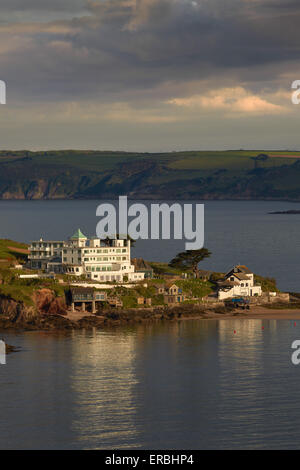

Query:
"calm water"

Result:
[[0, 199, 299, 291], [1, 320, 300, 450], [1, 200, 300, 449]]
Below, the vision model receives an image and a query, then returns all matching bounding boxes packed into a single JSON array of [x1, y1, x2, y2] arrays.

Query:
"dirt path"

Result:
[[269, 154, 300, 159], [64, 311, 94, 321], [8, 246, 29, 254]]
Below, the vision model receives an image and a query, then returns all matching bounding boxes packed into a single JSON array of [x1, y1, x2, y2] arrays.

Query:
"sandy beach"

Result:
[[63, 306, 300, 327], [204, 306, 300, 321]]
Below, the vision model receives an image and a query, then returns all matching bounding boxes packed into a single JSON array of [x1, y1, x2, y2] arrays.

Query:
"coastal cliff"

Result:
[[0, 289, 69, 330], [1, 150, 300, 201]]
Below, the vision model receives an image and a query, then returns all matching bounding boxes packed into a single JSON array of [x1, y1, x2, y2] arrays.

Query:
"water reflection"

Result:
[[1, 320, 300, 449]]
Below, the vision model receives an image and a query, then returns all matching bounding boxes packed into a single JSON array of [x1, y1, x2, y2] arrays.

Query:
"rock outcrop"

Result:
[[34, 289, 67, 315], [0, 288, 68, 330]]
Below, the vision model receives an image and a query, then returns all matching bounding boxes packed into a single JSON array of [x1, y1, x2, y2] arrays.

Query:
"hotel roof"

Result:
[[70, 228, 87, 240]]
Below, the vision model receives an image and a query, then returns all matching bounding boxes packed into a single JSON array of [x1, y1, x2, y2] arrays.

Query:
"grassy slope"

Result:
[[0, 239, 29, 261], [1, 150, 300, 200]]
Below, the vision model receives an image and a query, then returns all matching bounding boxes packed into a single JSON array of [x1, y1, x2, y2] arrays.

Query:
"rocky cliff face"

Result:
[[34, 289, 67, 315], [0, 289, 68, 329], [0, 296, 36, 324]]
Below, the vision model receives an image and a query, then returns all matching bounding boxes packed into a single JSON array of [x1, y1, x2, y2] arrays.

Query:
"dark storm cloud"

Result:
[[0, 0, 86, 12], [2, 0, 300, 102]]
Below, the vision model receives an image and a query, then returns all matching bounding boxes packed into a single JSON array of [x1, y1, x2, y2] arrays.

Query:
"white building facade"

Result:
[[218, 265, 262, 300], [29, 229, 144, 283]]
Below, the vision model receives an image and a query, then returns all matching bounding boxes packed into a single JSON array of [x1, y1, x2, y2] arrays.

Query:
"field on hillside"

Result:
[[0, 239, 29, 262], [0, 150, 300, 200]]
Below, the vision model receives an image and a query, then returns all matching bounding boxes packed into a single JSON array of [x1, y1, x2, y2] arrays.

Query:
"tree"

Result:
[[168, 248, 211, 278], [251, 153, 269, 169]]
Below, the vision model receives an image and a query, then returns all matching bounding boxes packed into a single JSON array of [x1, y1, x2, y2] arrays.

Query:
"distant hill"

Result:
[[1, 150, 300, 200]]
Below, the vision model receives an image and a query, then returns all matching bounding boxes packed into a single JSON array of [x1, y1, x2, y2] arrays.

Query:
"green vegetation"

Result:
[[254, 275, 279, 293], [1, 150, 300, 200], [112, 283, 166, 308], [0, 283, 36, 306], [149, 262, 183, 276], [0, 265, 68, 306], [112, 278, 214, 307], [0, 239, 28, 262], [121, 294, 138, 309], [176, 279, 213, 298]]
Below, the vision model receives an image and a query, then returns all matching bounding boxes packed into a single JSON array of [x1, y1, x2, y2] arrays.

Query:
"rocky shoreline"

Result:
[[0, 303, 220, 332], [0, 287, 229, 332], [0, 287, 298, 333], [269, 210, 300, 215], [5, 343, 19, 353]]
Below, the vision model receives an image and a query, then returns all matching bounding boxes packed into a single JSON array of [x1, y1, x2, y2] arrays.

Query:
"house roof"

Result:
[[70, 228, 87, 240], [218, 280, 239, 288], [231, 273, 250, 281], [226, 265, 252, 277], [235, 265, 252, 274], [70, 287, 94, 295], [165, 283, 178, 289]]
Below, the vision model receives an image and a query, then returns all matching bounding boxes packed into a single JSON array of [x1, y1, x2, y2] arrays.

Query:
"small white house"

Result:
[[217, 265, 262, 300]]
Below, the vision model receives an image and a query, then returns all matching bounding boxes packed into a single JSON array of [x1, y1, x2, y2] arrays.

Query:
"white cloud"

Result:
[[168, 87, 288, 116]]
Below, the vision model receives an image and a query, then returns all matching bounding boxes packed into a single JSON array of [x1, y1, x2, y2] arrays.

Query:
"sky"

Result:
[[0, 0, 300, 151]]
